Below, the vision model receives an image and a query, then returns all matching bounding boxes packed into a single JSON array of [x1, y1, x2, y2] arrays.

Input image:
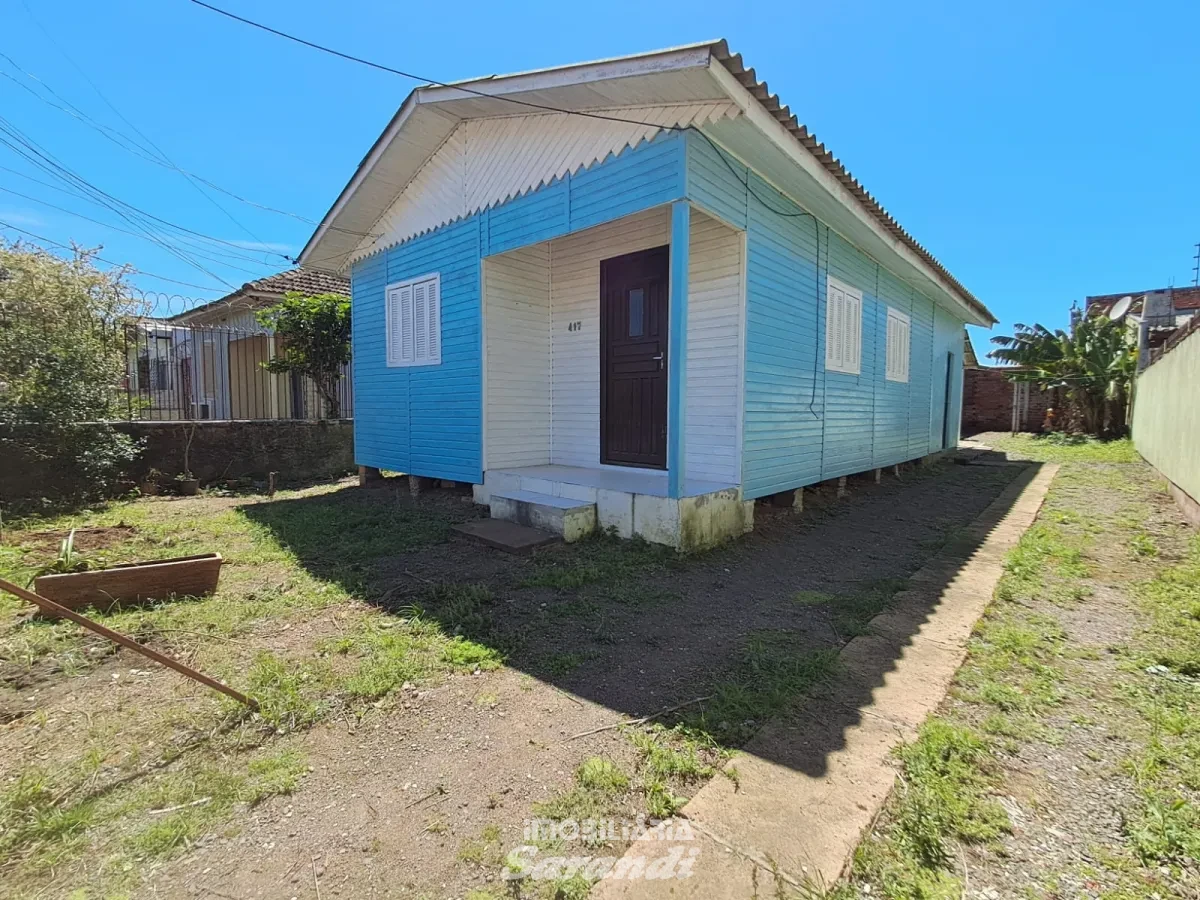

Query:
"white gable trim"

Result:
[[349, 103, 737, 264]]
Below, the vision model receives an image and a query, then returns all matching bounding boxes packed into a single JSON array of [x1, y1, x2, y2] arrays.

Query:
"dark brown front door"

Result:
[[600, 245, 669, 468]]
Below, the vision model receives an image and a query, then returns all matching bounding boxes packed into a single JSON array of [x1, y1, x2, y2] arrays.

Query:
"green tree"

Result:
[[989, 310, 1137, 437], [255, 290, 351, 418], [0, 240, 143, 499]]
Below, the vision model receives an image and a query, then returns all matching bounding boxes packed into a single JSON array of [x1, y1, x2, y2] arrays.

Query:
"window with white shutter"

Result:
[[886, 307, 910, 382], [825, 277, 862, 376], [386, 273, 441, 367]]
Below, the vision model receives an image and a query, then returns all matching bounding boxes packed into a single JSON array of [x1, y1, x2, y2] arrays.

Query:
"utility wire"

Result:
[[0, 122, 238, 288], [0, 119, 288, 273], [0, 52, 382, 240], [0, 163, 289, 268], [0, 185, 278, 278], [184, 1, 820, 224], [0, 218, 227, 292], [18, 0, 275, 254], [183, 0, 828, 405]]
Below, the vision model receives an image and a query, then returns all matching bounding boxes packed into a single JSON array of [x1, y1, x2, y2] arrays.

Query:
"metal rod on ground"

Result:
[[0, 577, 258, 710]]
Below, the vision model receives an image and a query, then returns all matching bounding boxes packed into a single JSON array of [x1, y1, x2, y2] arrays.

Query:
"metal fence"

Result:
[[119, 320, 353, 421]]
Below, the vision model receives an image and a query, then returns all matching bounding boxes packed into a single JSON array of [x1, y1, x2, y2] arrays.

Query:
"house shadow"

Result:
[[239, 459, 1038, 779]]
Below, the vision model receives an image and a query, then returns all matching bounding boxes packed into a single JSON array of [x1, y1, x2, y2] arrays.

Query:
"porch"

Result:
[[474, 464, 750, 549], [480, 200, 744, 547], [478, 200, 748, 547]]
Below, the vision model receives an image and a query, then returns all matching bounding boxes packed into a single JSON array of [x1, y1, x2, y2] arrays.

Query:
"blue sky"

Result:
[[1, 0, 1197, 354]]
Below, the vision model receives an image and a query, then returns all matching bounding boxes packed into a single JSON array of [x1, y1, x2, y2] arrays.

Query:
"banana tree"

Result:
[[989, 311, 1137, 437]]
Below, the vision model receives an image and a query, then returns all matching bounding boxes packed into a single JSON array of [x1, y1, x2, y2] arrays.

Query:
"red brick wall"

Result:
[[962, 367, 1061, 435]]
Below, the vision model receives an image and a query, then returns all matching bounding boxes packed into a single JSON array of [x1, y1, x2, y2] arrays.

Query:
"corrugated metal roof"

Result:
[[300, 40, 994, 325], [704, 41, 991, 325]]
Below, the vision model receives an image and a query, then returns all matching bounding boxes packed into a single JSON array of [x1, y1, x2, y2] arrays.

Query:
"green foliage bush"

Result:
[[256, 291, 351, 418], [0, 242, 144, 502]]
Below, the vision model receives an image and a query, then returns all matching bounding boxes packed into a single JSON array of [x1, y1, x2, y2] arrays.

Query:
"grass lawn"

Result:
[[0, 460, 1028, 899], [0, 479, 503, 895], [838, 436, 1200, 900]]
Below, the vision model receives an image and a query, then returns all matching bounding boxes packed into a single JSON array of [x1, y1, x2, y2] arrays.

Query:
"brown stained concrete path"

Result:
[[592, 462, 1059, 899]]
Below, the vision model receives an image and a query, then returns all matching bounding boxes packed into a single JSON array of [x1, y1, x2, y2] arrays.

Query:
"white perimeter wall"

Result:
[[482, 205, 742, 484]]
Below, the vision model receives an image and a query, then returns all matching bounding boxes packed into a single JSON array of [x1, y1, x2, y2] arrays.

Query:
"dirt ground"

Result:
[[0, 460, 1021, 899]]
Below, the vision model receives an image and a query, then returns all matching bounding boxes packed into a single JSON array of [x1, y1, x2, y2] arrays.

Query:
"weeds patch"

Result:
[[986, 432, 1138, 464], [849, 720, 1008, 898], [678, 631, 839, 747], [518, 533, 673, 591], [533, 757, 634, 845], [794, 578, 910, 639]]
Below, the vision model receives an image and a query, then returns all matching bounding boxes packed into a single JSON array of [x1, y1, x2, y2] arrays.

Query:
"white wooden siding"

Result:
[[685, 211, 742, 484], [483, 246, 551, 468], [483, 206, 743, 484], [354, 104, 735, 262], [549, 208, 671, 467]]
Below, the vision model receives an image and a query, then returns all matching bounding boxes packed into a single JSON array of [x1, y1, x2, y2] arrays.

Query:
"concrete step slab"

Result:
[[452, 519, 560, 556], [489, 489, 596, 542]]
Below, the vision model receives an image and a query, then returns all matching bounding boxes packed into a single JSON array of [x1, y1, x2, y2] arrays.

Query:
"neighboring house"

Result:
[[126, 269, 351, 420], [960, 330, 1061, 435], [299, 41, 996, 548], [1079, 286, 1200, 366], [962, 364, 1062, 435], [963, 330, 980, 368], [171, 269, 351, 330]]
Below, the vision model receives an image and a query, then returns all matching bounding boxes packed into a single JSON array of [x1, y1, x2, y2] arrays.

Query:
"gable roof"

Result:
[[170, 268, 349, 324], [300, 40, 994, 327]]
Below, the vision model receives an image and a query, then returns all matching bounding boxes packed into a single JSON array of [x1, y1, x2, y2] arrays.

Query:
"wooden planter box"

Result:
[[33, 553, 223, 615]]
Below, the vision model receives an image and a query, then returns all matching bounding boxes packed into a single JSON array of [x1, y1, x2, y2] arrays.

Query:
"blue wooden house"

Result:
[[300, 41, 995, 549]]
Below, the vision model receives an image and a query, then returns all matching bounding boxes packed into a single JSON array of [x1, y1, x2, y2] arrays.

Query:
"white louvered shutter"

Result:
[[400, 285, 415, 363], [385, 273, 441, 367], [826, 284, 843, 371], [386, 287, 401, 365], [425, 275, 440, 364], [845, 293, 861, 374], [387, 284, 415, 366], [886, 308, 910, 382], [825, 278, 862, 375], [413, 280, 428, 362]]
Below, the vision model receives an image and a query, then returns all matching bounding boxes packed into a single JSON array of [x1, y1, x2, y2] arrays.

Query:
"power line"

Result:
[[0, 184, 280, 278], [0, 116, 295, 280], [0, 119, 288, 261], [0, 218, 227, 292], [186, 0, 729, 131], [0, 51, 383, 241], [18, 0, 274, 254], [0, 163, 290, 268], [0, 121, 237, 288], [183, 0, 820, 225]]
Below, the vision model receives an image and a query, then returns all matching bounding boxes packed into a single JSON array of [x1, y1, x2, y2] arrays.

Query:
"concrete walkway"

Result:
[[592, 462, 1058, 898]]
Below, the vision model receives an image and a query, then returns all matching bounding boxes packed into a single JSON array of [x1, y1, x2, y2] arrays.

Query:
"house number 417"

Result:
[[567, 321, 583, 332]]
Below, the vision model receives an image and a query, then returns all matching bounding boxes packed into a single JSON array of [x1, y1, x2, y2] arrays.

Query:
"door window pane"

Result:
[[628, 289, 644, 337]]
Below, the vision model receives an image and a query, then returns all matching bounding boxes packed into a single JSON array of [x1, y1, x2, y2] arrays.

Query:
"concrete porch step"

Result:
[[452, 519, 560, 556], [488, 489, 596, 542]]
